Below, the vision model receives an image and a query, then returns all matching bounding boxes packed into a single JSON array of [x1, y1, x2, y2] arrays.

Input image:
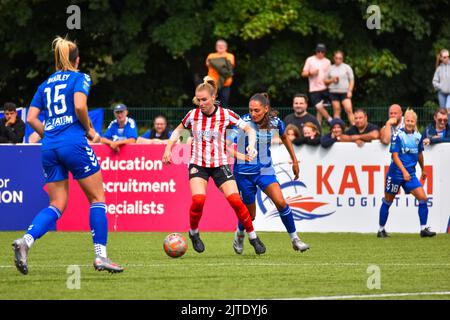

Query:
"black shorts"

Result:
[[188, 164, 235, 188], [329, 92, 349, 102], [309, 90, 330, 108]]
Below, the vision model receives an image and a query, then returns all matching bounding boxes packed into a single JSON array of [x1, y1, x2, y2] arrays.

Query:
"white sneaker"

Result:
[[292, 238, 310, 252], [233, 232, 245, 254]]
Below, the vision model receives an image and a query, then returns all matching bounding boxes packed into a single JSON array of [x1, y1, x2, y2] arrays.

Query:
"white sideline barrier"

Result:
[[253, 141, 450, 233]]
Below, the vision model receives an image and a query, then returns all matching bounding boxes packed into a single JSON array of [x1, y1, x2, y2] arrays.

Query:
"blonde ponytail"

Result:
[[193, 76, 218, 105], [52, 36, 79, 71]]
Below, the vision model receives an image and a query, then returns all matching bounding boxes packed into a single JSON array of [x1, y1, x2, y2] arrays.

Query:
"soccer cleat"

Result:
[[93, 256, 124, 273], [233, 232, 245, 254], [420, 227, 436, 238], [377, 229, 389, 238], [189, 232, 205, 253], [12, 238, 29, 275], [249, 237, 266, 255], [292, 238, 310, 252]]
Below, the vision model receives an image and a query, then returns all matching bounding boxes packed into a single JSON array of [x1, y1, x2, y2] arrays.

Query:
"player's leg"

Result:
[[67, 142, 122, 272], [188, 164, 209, 253], [378, 192, 395, 238], [342, 98, 354, 125], [263, 181, 309, 252], [232, 173, 257, 254], [12, 150, 68, 275], [215, 167, 265, 254], [408, 184, 436, 237], [331, 99, 341, 119]]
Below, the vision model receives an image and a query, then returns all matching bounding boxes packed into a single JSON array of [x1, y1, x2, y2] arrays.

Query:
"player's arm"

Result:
[[392, 152, 411, 181], [242, 124, 257, 159], [280, 133, 299, 180], [418, 152, 427, 180], [163, 123, 185, 164], [225, 139, 247, 162], [74, 92, 96, 140], [27, 107, 44, 138]]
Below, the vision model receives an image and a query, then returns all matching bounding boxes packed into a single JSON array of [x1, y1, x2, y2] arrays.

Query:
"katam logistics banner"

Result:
[[253, 141, 450, 233], [1, 143, 449, 233]]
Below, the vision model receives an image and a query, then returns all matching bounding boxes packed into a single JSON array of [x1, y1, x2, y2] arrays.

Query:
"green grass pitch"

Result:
[[0, 232, 449, 300]]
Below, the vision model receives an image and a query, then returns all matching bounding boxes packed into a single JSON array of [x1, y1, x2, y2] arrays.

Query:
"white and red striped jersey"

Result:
[[181, 106, 247, 167]]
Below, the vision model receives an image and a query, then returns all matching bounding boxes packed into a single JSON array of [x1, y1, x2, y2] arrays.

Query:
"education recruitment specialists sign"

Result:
[[57, 144, 238, 232], [253, 142, 449, 233]]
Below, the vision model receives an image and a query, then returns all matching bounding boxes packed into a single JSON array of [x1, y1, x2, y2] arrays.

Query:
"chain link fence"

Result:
[[101, 105, 435, 134]]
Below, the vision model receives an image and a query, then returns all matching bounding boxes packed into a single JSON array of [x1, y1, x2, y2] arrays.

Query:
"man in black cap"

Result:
[[301, 44, 332, 126], [0, 102, 25, 144]]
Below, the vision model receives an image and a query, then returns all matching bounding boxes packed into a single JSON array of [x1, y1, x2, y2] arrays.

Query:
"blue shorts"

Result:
[[385, 173, 422, 195], [42, 142, 100, 183], [234, 172, 279, 205]]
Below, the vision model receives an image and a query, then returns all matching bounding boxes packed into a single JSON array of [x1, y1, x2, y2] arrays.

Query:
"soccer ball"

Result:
[[163, 233, 188, 258]]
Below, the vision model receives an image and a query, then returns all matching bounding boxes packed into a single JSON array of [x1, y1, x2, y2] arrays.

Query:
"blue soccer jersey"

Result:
[[388, 129, 424, 178], [30, 71, 92, 151], [227, 114, 285, 175], [103, 118, 138, 141]]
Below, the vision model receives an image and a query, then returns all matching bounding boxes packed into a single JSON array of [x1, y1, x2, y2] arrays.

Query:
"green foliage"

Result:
[[0, 0, 448, 112]]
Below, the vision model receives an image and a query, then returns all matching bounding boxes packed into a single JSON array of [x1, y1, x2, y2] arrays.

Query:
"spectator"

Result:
[[101, 103, 137, 152], [285, 124, 301, 142], [324, 50, 355, 125], [0, 102, 25, 144], [433, 49, 450, 110], [206, 39, 235, 107], [379, 104, 404, 145], [344, 109, 380, 147], [292, 122, 321, 146], [321, 118, 346, 148], [301, 43, 332, 125], [137, 115, 172, 145], [283, 94, 321, 133], [423, 108, 450, 145]]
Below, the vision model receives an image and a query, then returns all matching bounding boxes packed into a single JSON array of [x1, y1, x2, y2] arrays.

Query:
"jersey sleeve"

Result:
[[74, 73, 92, 96], [103, 121, 115, 139], [128, 119, 138, 139], [418, 134, 424, 152], [277, 118, 286, 136], [181, 110, 193, 129], [141, 130, 151, 139], [389, 133, 401, 153], [30, 86, 44, 110], [227, 110, 246, 129]]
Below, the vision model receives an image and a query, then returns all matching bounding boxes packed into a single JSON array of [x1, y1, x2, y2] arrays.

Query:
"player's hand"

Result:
[[87, 128, 100, 143], [246, 146, 257, 161], [403, 171, 411, 182], [292, 161, 299, 180], [163, 149, 172, 164], [421, 171, 427, 181], [386, 117, 397, 126], [5, 114, 17, 126]]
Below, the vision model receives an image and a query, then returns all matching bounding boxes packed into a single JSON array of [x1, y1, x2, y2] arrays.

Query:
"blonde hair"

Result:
[[52, 36, 79, 71], [303, 121, 319, 133], [193, 76, 217, 105], [404, 108, 418, 132]]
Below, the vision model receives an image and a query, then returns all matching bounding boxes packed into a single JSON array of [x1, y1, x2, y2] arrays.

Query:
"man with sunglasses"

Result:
[[433, 49, 450, 111], [423, 107, 450, 145]]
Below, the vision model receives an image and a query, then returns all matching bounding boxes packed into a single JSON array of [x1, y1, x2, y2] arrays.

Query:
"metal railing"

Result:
[[102, 105, 434, 134]]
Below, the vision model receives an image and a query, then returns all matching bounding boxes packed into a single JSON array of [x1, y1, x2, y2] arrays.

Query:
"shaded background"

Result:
[[0, 0, 448, 128]]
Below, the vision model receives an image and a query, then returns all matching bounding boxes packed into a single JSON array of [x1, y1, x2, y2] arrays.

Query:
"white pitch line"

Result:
[[1, 262, 450, 269], [282, 291, 450, 300]]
